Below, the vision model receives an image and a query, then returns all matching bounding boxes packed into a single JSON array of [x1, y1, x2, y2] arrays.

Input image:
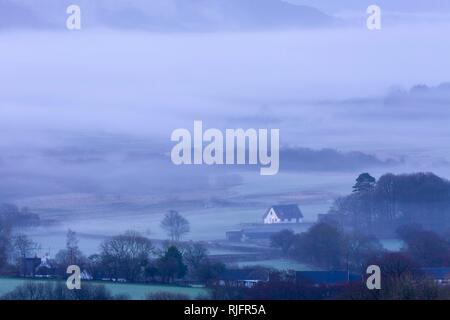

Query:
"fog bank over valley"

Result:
[[1, 2, 450, 252]]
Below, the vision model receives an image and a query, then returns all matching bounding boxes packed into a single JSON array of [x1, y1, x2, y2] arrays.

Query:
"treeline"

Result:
[[0, 209, 225, 286], [3, 220, 450, 300], [0, 230, 224, 300], [270, 222, 450, 271], [50, 210, 224, 284], [251, 222, 450, 300], [212, 251, 450, 300], [271, 223, 382, 271], [327, 172, 450, 236], [60, 230, 225, 284], [0, 204, 40, 227], [0, 203, 46, 271]]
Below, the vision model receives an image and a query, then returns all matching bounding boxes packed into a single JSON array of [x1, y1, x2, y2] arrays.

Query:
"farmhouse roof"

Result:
[[263, 204, 303, 220]]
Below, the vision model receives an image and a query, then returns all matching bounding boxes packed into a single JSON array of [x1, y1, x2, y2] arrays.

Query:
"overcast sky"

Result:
[[1, 0, 450, 208]]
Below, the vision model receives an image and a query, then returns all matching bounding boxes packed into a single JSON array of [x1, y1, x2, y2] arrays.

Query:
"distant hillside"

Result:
[[290, 0, 450, 13], [0, 0, 335, 31], [0, 0, 46, 29]]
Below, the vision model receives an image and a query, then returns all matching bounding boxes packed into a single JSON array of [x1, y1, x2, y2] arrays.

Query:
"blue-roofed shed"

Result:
[[296, 271, 361, 286]]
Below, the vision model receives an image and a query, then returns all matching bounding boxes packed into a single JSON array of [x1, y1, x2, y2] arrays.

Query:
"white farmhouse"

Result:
[[263, 204, 303, 224]]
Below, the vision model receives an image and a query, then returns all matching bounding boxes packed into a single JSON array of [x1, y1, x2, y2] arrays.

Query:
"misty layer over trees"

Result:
[[327, 172, 450, 236], [1, 0, 450, 301]]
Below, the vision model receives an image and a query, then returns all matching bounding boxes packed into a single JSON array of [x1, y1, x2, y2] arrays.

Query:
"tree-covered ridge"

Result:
[[0, 204, 40, 228], [328, 172, 450, 236]]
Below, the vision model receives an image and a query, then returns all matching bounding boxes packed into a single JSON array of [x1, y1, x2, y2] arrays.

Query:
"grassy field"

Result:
[[0, 277, 208, 300]]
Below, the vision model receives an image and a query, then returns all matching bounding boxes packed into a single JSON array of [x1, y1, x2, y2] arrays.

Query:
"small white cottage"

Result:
[[263, 204, 303, 224]]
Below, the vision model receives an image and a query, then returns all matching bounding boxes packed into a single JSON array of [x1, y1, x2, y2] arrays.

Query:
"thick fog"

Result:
[[1, 1, 450, 250]]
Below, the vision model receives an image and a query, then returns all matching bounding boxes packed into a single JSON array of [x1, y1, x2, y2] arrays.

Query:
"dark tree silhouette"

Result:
[[353, 173, 376, 193], [156, 246, 187, 282], [100, 231, 153, 281], [329, 172, 450, 235], [161, 210, 190, 242], [0, 219, 11, 271], [270, 229, 296, 255]]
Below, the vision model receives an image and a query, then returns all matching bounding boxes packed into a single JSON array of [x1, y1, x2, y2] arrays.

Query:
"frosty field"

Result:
[[0, 277, 208, 300]]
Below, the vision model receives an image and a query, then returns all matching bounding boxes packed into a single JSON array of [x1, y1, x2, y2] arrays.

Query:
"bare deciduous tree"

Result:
[[160, 210, 190, 242], [100, 231, 153, 281]]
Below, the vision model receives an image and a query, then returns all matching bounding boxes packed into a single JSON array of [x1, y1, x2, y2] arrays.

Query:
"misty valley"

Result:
[[1, 0, 450, 304]]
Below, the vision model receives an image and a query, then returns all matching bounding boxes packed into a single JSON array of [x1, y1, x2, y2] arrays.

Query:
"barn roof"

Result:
[[263, 204, 303, 220]]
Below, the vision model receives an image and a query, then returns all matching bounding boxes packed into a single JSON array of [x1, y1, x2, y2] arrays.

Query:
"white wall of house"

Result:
[[264, 208, 281, 224]]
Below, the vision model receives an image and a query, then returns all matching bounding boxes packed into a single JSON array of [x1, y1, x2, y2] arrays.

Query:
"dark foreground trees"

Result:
[[292, 223, 346, 270], [156, 246, 187, 283], [61, 231, 221, 284], [0, 219, 11, 272], [270, 229, 296, 254], [271, 223, 383, 271], [396, 225, 450, 267], [212, 252, 450, 301], [0, 204, 42, 274], [183, 242, 225, 283], [341, 252, 450, 300], [100, 231, 154, 282]]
